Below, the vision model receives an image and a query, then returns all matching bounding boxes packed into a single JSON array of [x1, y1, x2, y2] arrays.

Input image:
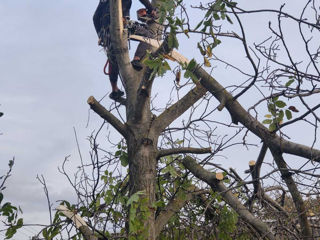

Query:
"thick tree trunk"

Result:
[[127, 127, 158, 239]]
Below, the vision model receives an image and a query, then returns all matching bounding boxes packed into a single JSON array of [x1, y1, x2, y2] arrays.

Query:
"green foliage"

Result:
[[115, 142, 129, 167], [0, 160, 23, 239], [41, 209, 80, 240], [193, 0, 237, 66], [157, 0, 183, 50], [143, 52, 171, 78], [168, 26, 179, 49], [42, 224, 61, 240], [183, 59, 199, 83], [203, 0, 236, 25], [285, 75, 296, 88], [262, 96, 296, 131], [218, 205, 238, 240], [157, 0, 177, 24], [195, 0, 235, 32], [126, 191, 151, 240]]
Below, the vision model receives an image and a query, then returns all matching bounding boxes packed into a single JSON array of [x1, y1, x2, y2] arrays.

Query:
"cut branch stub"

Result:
[[249, 160, 256, 167], [215, 172, 224, 180], [87, 96, 128, 138]]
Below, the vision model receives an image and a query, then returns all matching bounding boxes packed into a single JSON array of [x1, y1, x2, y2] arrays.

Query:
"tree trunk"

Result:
[[127, 125, 158, 239], [108, 1, 160, 238]]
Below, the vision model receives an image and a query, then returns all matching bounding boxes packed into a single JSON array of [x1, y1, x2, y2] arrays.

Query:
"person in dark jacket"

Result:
[[93, 0, 155, 100]]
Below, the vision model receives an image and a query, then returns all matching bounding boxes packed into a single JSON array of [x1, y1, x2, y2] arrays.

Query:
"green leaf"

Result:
[[285, 109, 292, 120], [158, 60, 171, 76], [120, 154, 128, 167], [143, 58, 159, 69], [186, 59, 197, 71], [262, 119, 272, 124], [50, 226, 60, 239], [226, 15, 233, 24], [264, 114, 272, 118], [194, 20, 203, 30], [42, 229, 48, 239], [268, 104, 276, 116], [197, 43, 206, 56], [285, 79, 295, 87], [5, 227, 17, 239], [269, 123, 277, 132], [16, 218, 23, 227], [184, 70, 198, 83], [0, 192, 3, 204], [175, 139, 184, 145], [275, 100, 286, 108], [168, 31, 179, 49], [221, 11, 226, 20], [278, 110, 284, 120], [213, 13, 220, 20], [226, 2, 237, 7]]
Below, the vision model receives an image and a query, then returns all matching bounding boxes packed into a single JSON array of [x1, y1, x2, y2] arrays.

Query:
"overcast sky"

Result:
[[0, 1, 107, 238], [1, 1, 319, 239]]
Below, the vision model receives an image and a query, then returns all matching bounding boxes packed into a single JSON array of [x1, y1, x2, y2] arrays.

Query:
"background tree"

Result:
[[29, 0, 320, 239], [0, 159, 24, 239]]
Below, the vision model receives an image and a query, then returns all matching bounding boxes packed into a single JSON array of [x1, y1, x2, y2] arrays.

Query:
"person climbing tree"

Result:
[[93, 0, 156, 100]]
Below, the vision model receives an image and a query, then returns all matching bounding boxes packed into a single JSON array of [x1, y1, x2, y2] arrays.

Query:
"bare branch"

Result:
[[152, 84, 207, 134], [37, 175, 53, 225], [87, 96, 127, 138], [251, 143, 268, 196], [157, 147, 211, 159]]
